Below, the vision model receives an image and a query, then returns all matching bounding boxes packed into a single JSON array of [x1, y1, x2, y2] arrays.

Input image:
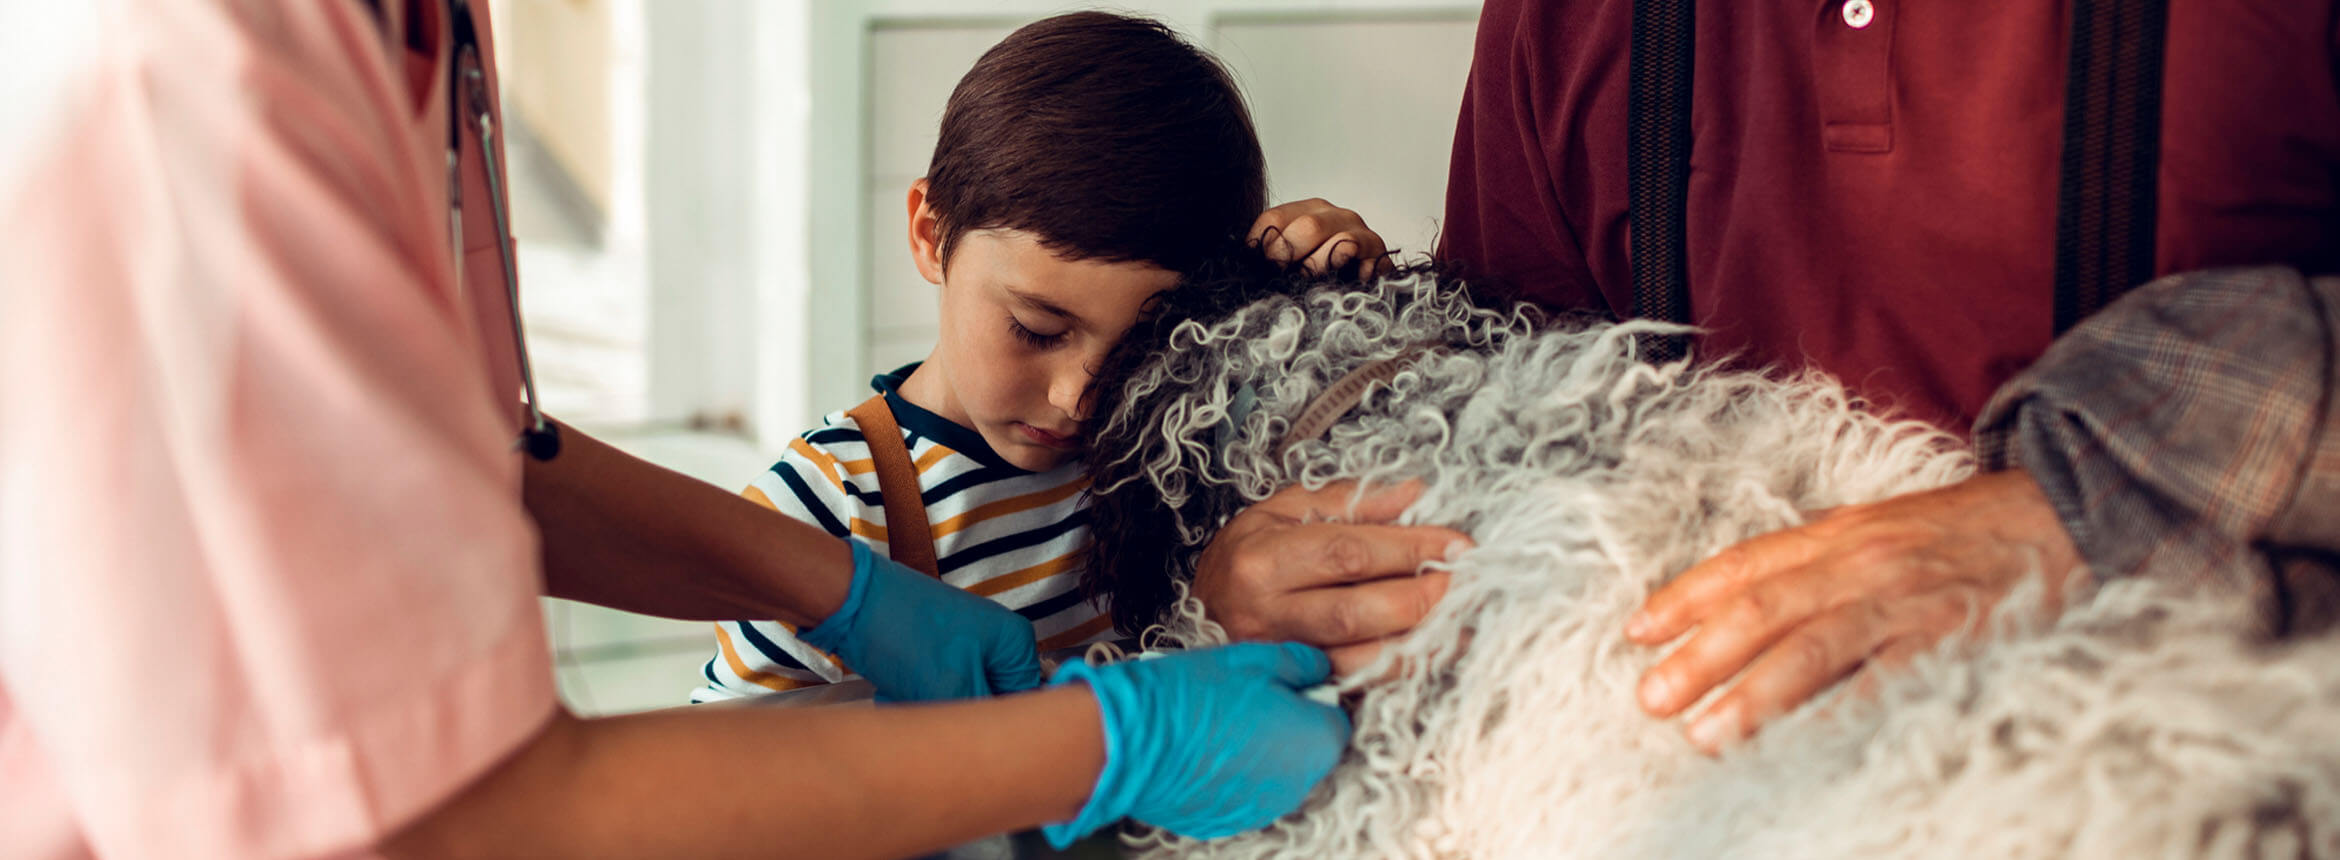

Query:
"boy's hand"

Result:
[[797, 538, 1044, 702], [1192, 481, 1467, 675], [1250, 199, 1391, 280]]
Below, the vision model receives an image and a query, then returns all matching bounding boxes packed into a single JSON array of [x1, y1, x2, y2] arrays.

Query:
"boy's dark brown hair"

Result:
[[924, 11, 1268, 275]]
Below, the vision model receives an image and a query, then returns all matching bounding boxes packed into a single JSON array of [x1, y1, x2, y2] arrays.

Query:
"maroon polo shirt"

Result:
[[1442, 0, 2340, 430]]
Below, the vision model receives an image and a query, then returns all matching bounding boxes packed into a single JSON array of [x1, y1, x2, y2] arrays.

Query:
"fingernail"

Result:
[[1688, 705, 1741, 751], [1638, 673, 1672, 711], [1443, 539, 1470, 558], [1624, 612, 1653, 640]]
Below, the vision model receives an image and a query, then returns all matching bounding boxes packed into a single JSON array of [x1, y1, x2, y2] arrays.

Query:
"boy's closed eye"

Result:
[[1002, 285, 1087, 349], [1008, 313, 1070, 349]]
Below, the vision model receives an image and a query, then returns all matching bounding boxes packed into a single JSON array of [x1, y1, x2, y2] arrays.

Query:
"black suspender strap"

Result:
[[1626, 0, 2167, 350], [1626, 0, 1696, 362], [2053, 0, 2168, 333]]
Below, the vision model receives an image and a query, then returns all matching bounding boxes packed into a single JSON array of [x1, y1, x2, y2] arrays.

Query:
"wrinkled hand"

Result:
[[1194, 481, 1469, 675], [1043, 642, 1351, 847], [1627, 469, 2086, 753], [1249, 199, 1392, 279], [797, 538, 1042, 702]]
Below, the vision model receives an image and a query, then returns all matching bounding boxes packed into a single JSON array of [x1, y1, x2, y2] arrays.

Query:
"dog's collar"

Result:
[[1270, 346, 1444, 462]]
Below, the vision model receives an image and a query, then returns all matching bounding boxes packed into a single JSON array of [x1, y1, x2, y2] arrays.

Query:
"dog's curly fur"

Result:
[[1075, 263, 2340, 859], [1080, 255, 1531, 633]]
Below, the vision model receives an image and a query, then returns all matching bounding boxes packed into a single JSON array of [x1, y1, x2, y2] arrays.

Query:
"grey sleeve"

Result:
[[1973, 265, 2340, 633]]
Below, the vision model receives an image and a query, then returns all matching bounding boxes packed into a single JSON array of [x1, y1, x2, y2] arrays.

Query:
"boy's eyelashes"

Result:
[[1007, 313, 1070, 349]]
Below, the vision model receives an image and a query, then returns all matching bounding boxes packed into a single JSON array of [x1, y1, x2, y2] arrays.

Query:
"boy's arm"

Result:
[[523, 421, 852, 627]]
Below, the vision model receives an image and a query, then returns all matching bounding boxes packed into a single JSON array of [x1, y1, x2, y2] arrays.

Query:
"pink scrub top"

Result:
[[0, 1, 556, 857]]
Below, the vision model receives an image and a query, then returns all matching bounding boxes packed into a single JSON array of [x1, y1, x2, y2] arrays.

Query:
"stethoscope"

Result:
[[446, 0, 560, 461]]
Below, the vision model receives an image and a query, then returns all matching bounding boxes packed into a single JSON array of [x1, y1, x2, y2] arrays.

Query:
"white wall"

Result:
[[496, 0, 653, 425], [1217, 13, 1479, 256], [862, 23, 1018, 376], [645, 0, 816, 437]]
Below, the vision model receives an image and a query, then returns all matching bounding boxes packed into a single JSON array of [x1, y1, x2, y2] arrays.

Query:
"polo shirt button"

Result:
[[1842, 0, 1876, 28]]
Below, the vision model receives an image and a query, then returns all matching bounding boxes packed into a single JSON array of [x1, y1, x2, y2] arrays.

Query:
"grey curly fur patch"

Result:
[[1081, 270, 2340, 859]]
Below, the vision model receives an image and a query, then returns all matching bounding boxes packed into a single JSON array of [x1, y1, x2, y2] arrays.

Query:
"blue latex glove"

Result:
[[1044, 642, 1352, 847], [796, 538, 1042, 702]]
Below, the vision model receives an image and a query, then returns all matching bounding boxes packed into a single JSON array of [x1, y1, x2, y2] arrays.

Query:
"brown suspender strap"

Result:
[[845, 394, 940, 579]]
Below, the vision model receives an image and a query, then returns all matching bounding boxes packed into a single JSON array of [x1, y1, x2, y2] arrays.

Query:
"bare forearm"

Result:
[[386, 689, 1105, 859], [522, 420, 850, 626]]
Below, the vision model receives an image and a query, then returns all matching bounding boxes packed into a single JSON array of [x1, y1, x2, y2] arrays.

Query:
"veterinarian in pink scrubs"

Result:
[[0, 1, 1349, 856]]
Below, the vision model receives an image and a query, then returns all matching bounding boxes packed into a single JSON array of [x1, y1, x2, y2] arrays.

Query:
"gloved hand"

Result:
[[1044, 642, 1352, 847], [796, 538, 1042, 702]]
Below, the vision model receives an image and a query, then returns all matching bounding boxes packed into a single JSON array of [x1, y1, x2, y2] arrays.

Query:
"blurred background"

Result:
[[490, 0, 1482, 714]]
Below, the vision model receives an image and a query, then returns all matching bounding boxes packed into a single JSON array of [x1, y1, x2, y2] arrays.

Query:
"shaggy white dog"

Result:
[[1079, 270, 2340, 859]]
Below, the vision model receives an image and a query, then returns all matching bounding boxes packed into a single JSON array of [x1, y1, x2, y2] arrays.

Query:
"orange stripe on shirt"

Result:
[[930, 477, 1091, 539], [714, 623, 817, 692], [913, 444, 955, 474], [1039, 614, 1116, 651], [966, 549, 1082, 598], [742, 484, 780, 511], [788, 438, 846, 492], [849, 518, 889, 541]]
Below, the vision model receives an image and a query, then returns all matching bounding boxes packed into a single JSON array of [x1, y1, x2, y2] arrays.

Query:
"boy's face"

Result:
[[903, 184, 1180, 472]]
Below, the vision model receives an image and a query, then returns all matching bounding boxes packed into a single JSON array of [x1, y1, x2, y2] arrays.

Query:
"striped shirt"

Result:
[[694, 364, 1113, 701]]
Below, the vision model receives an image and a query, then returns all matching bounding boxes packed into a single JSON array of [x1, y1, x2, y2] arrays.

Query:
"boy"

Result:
[[695, 11, 1384, 700]]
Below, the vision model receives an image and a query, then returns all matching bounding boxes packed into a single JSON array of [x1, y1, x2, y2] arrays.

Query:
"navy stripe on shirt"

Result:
[[923, 465, 1033, 507], [805, 427, 866, 447], [1014, 584, 1095, 623], [938, 507, 1087, 574], [736, 622, 814, 672], [771, 463, 851, 538], [785, 431, 1018, 510]]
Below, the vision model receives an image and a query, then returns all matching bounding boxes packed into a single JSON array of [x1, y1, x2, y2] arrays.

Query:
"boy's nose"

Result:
[[1049, 359, 1097, 423]]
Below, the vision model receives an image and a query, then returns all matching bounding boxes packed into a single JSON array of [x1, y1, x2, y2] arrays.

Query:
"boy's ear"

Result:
[[906, 179, 946, 286]]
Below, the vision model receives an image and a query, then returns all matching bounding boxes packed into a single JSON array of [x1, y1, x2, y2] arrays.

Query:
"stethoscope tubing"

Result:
[[447, 0, 559, 461]]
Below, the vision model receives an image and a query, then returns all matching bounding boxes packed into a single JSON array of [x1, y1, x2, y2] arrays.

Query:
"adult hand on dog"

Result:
[[1627, 469, 2088, 753], [1250, 199, 1392, 280], [1193, 480, 1470, 675]]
